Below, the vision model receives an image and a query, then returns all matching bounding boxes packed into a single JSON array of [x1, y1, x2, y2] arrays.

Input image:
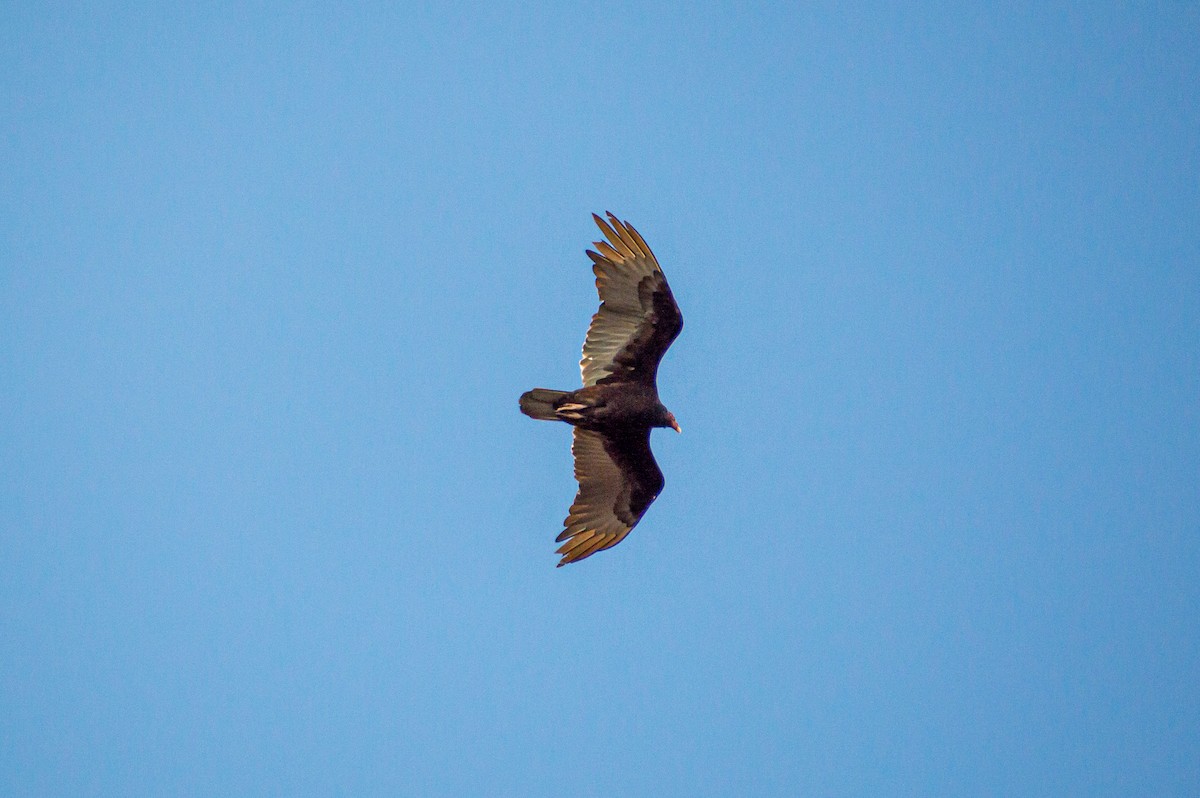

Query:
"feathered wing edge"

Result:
[[555, 427, 664, 566], [579, 213, 682, 387]]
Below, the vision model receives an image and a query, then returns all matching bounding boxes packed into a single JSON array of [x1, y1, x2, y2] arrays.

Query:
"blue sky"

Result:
[[3, 2, 1198, 795]]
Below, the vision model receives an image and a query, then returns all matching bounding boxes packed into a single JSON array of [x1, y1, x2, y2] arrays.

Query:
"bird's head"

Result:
[[660, 409, 681, 433]]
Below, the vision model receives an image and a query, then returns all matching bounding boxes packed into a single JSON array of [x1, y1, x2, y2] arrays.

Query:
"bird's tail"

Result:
[[519, 388, 570, 421]]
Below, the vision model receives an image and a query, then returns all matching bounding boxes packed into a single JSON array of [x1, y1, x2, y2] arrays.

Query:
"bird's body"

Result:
[[519, 382, 672, 431], [520, 213, 682, 566]]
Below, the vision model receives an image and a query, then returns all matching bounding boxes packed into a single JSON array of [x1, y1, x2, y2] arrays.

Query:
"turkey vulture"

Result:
[[520, 213, 683, 566]]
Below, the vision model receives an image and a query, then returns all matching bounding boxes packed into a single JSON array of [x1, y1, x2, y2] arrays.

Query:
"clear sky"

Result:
[[3, 3, 1198, 796]]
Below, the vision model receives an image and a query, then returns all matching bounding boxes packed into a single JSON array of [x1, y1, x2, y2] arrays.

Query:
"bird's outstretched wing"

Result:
[[580, 213, 683, 387], [556, 427, 664, 566]]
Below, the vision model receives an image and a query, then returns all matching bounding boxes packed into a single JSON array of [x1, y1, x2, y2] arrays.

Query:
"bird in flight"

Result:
[[520, 213, 683, 566]]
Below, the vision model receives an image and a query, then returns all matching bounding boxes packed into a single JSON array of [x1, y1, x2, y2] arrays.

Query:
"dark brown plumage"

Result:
[[520, 213, 683, 566]]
